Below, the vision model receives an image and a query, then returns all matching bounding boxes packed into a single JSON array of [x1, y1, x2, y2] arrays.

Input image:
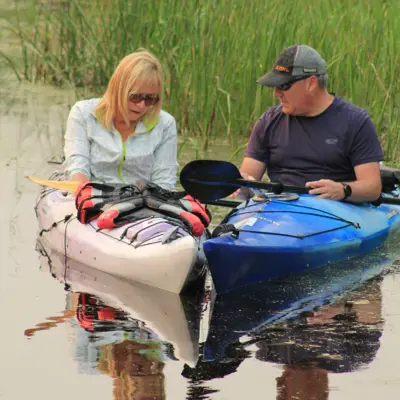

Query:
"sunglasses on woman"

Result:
[[128, 92, 160, 106]]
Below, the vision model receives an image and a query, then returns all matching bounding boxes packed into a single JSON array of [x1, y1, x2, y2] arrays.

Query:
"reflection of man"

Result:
[[276, 363, 328, 400], [255, 279, 383, 399]]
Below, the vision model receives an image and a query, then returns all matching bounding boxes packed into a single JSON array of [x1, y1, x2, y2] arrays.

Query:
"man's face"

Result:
[[273, 76, 315, 116]]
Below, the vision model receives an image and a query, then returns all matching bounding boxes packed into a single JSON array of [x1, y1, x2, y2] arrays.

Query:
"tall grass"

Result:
[[3, 0, 400, 162]]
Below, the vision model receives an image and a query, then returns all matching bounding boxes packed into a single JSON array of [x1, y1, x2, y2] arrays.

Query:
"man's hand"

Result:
[[229, 157, 267, 199], [305, 179, 345, 200], [229, 172, 256, 199]]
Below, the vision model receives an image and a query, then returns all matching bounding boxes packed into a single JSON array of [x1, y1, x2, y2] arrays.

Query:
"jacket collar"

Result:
[[91, 106, 159, 134]]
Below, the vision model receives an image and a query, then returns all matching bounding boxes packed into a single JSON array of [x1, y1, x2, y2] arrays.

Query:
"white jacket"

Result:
[[63, 98, 179, 190]]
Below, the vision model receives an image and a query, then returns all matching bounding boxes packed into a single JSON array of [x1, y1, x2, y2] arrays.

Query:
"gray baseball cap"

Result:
[[257, 44, 327, 87]]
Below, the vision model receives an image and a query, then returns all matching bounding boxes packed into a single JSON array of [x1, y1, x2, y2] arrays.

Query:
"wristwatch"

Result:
[[341, 183, 352, 200]]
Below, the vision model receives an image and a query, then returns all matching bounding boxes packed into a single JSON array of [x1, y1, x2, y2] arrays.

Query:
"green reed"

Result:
[[3, 0, 400, 162]]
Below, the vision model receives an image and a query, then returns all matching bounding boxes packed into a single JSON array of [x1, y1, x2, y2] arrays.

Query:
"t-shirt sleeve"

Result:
[[349, 114, 384, 167], [244, 113, 270, 163]]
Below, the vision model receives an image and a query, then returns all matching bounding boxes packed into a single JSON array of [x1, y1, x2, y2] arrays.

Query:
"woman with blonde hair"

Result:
[[63, 49, 178, 190]]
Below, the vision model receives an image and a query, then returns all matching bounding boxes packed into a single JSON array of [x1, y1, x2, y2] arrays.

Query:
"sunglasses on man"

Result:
[[128, 92, 160, 106], [276, 73, 324, 91]]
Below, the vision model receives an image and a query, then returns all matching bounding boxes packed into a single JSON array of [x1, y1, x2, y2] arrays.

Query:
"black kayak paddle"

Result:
[[180, 160, 309, 202], [180, 159, 400, 206]]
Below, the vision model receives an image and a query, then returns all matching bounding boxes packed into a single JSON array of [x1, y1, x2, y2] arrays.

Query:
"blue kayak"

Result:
[[204, 192, 400, 294]]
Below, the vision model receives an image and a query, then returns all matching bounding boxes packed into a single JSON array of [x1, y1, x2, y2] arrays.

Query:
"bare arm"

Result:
[[230, 157, 267, 199], [347, 162, 382, 202], [239, 157, 267, 180], [305, 162, 382, 203]]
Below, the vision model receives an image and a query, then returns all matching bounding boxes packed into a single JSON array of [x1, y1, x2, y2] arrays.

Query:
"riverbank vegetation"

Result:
[[2, 0, 400, 162]]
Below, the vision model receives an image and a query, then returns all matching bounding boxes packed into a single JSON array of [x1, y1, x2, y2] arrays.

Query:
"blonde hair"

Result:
[[96, 49, 164, 129]]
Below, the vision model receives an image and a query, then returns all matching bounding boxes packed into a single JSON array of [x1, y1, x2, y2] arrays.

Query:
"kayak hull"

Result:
[[204, 194, 400, 294], [35, 184, 206, 294]]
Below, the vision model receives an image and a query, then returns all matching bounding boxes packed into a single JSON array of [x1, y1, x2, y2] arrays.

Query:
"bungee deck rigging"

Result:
[[212, 196, 360, 239]]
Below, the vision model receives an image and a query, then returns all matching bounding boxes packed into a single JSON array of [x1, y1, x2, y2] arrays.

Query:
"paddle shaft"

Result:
[[237, 178, 310, 194], [237, 179, 400, 206], [185, 177, 310, 195], [26, 174, 400, 207], [373, 196, 400, 205], [205, 199, 242, 208]]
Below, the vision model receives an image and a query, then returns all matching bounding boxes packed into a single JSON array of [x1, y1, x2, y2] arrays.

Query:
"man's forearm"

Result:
[[344, 180, 382, 203]]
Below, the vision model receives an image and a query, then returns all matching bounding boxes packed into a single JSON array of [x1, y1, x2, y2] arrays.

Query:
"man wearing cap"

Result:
[[238, 44, 383, 202]]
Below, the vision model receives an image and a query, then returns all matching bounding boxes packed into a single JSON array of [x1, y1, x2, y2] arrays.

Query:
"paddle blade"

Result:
[[25, 176, 80, 193], [180, 160, 242, 202]]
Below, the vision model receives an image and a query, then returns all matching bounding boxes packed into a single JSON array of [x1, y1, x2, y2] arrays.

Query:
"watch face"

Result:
[[343, 183, 352, 197]]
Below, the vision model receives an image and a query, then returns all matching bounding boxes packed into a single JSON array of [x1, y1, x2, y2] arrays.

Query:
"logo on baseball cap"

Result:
[[257, 44, 327, 87]]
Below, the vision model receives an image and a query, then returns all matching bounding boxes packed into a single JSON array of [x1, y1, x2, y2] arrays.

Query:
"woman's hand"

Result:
[[71, 172, 89, 185]]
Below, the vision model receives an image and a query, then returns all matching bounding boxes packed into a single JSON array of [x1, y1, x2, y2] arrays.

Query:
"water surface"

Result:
[[1, 76, 400, 400]]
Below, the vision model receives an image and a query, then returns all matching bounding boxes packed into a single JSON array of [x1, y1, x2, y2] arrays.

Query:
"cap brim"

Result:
[[256, 70, 292, 87]]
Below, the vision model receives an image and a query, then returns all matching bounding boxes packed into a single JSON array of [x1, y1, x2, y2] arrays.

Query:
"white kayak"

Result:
[[34, 176, 207, 294], [36, 242, 208, 367]]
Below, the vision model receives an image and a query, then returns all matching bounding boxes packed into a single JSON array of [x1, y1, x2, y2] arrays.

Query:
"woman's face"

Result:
[[127, 79, 160, 122]]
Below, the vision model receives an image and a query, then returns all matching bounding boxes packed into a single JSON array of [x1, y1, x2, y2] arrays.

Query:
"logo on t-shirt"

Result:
[[326, 138, 338, 145]]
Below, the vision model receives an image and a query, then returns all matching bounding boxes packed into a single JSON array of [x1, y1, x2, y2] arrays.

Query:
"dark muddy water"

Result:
[[1, 78, 400, 400]]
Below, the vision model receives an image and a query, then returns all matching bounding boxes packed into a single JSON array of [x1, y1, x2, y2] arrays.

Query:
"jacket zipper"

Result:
[[117, 135, 127, 183]]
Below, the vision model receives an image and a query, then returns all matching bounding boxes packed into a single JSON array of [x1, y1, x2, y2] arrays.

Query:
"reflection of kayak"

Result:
[[202, 251, 392, 363], [204, 191, 400, 294], [37, 240, 205, 367], [182, 274, 386, 399], [34, 174, 207, 294]]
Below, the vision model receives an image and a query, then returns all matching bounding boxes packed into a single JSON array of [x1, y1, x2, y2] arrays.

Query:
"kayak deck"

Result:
[[204, 194, 400, 294]]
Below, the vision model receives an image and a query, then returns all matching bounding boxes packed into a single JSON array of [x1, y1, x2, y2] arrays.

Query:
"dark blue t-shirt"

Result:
[[245, 96, 384, 186]]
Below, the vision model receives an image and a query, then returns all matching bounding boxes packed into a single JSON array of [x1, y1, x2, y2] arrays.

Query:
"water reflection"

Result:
[[185, 252, 391, 398], [256, 279, 382, 400], [257, 280, 382, 367], [27, 239, 207, 399], [68, 291, 167, 400]]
